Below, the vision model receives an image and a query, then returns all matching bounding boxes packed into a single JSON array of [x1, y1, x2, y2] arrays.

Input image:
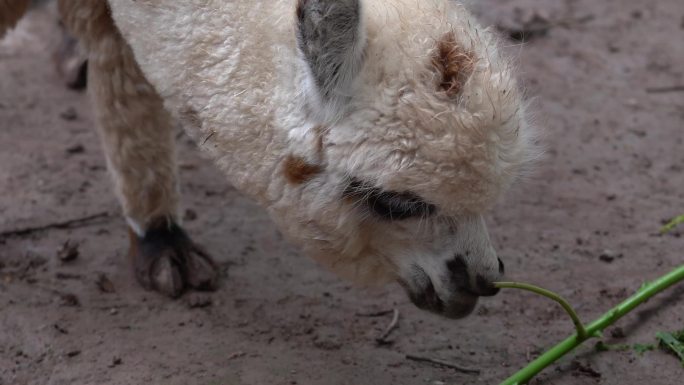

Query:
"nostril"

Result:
[[498, 258, 505, 275], [476, 274, 500, 297]]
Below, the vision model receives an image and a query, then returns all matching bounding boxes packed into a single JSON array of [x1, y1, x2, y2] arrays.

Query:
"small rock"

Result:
[[66, 144, 85, 155], [59, 293, 80, 307], [599, 249, 622, 263], [570, 360, 601, 378], [186, 293, 212, 309], [57, 240, 79, 262], [56, 272, 81, 280], [183, 209, 198, 222], [60, 107, 78, 121], [108, 357, 122, 367], [227, 351, 246, 360], [610, 327, 626, 339], [66, 350, 81, 358], [500, 11, 553, 42], [96, 273, 116, 293], [28, 255, 47, 268], [313, 337, 342, 351]]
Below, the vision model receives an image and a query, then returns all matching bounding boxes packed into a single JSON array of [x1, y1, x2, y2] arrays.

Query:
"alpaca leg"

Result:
[[59, 1, 218, 297], [0, 0, 30, 38], [89, 32, 218, 297]]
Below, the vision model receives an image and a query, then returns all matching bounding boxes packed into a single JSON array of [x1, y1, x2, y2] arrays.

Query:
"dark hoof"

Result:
[[128, 217, 219, 298]]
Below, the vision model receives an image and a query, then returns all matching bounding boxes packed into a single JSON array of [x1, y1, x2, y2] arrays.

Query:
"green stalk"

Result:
[[494, 282, 589, 340], [497, 264, 684, 385], [661, 214, 684, 234]]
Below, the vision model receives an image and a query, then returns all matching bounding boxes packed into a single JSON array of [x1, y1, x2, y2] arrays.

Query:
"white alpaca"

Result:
[[3, 0, 536, 318]]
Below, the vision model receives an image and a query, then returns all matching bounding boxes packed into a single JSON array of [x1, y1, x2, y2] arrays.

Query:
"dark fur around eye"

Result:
[[344, 179, 436, 220]]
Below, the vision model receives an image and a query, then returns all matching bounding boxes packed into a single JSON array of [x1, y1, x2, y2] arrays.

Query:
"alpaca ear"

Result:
[[296, 0, 366, 102]]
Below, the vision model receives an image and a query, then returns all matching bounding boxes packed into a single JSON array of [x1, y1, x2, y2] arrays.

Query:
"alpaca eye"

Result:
[[344, 179, 436, 221], [367, 190, 436, 220]]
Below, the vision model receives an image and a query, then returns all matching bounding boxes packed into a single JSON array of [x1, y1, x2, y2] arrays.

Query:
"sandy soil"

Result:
[[1, 1, 683, 384]]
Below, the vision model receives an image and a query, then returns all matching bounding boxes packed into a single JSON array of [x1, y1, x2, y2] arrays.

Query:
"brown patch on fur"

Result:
[[0, 0, 30, 38], [431, 32, 476, 97], [283, 154, 322, 185]]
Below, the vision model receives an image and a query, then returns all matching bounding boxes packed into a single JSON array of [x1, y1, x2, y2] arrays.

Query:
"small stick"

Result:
[[356, 309, 394, 317], [0, 212, 110, 239], [646, 85, 684, 93], [201, 131, 216, 145], [375, 308, 399, 344], [405, 354, 481, 374]]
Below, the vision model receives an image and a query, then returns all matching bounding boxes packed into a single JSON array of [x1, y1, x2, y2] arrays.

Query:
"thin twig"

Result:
[[405, 354, 481, 374], [201, 131, 216, 145], [356, 309, 394, 317], [646, 85, 684, 93], [375, 308, 399, 344], [0, 212, 110, 238], [556, 14, 596, 28]]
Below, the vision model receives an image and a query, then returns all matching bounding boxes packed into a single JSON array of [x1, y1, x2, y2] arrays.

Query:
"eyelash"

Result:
[[344, 180, 436, 221]]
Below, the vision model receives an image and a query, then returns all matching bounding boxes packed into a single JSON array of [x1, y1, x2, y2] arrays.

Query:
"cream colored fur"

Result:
[[108, 0, 534, 274], [2, 0, 537, 315]]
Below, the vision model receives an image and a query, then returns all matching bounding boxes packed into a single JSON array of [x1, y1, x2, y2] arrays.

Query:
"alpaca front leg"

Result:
[[88, 30, 218, 298]]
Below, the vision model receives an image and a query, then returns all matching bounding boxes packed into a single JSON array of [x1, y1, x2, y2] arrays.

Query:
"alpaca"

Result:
[[2, 0, 536, 319]]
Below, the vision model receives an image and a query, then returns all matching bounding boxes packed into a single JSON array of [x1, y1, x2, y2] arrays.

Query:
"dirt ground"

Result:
[[1, 1, 683, 384]]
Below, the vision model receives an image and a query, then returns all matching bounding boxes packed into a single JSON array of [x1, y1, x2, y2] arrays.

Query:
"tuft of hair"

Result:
[[283, 154, 323, 185], [431, 31, 476, 97]]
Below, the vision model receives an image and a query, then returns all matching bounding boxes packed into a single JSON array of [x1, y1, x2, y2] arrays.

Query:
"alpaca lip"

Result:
[[406, 282, 479, 319], [400, 268, 479, 319]]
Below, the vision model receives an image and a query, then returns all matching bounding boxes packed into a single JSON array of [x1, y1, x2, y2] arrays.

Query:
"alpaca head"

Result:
[[272, 0, 536, 319]]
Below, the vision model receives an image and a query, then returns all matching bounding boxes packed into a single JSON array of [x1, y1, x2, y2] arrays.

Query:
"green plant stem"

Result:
[[661, 214, 684, 234], [494, 282, 588, 340], [497, 264, 684, 385]]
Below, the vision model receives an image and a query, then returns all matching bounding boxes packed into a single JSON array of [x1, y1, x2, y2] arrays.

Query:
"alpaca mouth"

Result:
[[399, 266, 479, 319]]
